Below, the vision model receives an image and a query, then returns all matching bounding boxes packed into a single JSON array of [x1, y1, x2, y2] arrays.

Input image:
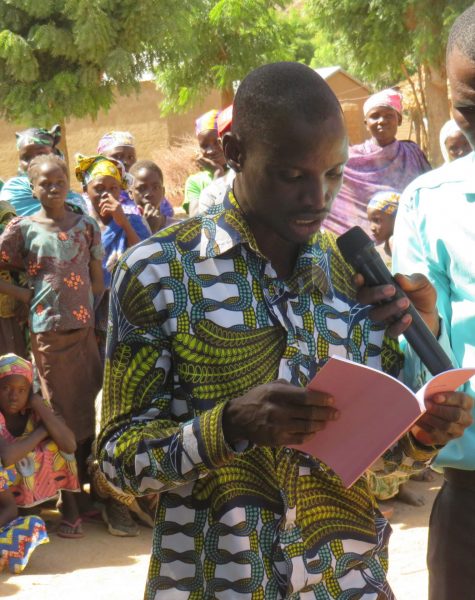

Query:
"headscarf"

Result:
[[195, 109, 219, 136], [0, 353, 33, 385], [367, 190, 400, 216], [363, 89, 403, 117], [75, 154, 128, 190], [439, 119, 463, 163], [16, 124, 61, 151], [217, 105, 233, 137], [97, 131, 135, 155]]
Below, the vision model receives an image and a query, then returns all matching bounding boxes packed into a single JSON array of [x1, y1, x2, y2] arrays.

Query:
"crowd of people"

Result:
[[0, 5, 475, 600]]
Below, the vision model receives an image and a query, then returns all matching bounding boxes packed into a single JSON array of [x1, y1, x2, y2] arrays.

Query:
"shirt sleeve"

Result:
[[0, 217, 25, 269], [97, 253, 241, 497], [184, 173, 204, 215]]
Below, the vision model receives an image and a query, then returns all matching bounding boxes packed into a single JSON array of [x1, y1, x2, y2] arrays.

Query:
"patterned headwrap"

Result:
[[195, 109, 219, 136], [75, 154, 128, 190], [16, 124, 61, 151], [0, 353, 33, 385], [363, 89, 403, 117], [367, 190, 400, 215], [97, 131, 135, 155], [217, 105, 233, 137]]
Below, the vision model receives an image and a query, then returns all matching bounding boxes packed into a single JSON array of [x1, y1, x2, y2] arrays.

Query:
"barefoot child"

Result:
[[0, 155, 104, 538], [0, 354, 78, 557], [129, 160, 179, 233]]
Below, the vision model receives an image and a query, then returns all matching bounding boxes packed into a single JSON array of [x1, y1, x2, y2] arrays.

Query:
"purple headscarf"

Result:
[[324, 139, 430, 235]]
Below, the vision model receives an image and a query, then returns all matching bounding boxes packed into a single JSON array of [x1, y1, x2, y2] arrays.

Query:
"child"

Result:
[[0, 155, 104, 538], [0, 354, 78, 556], [129, 160, 179, 233], [366, 190, 400, 268]]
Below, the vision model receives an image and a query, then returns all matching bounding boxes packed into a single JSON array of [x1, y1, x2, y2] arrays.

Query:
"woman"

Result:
[[324, 88, 430, 235], [439, 119, 471, 163]]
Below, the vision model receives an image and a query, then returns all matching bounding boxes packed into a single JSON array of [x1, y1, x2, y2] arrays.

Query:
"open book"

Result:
[[289, 355, 475, 488]]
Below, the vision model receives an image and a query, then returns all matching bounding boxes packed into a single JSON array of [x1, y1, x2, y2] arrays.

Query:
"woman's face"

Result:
[[86, 175, 122, 212], [31, 162, 68, 209], [445, 130, 471, 161], [19, 144, 53, 174], [365, 106, 401, 147], [104, 145, 137, 172]]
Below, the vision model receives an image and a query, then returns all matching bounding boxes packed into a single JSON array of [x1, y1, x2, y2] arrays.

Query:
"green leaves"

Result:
[[0, 30, 39, 81]]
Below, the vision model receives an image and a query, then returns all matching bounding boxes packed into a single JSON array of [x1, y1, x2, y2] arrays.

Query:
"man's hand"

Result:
[[411, 391, 473, 446], [354, 272, 439, 337], [222, 380, 338, 447]]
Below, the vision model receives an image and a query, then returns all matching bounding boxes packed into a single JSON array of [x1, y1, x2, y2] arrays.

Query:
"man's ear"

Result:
[[397, 113, 403, 126], [222, 132, 243, 172]]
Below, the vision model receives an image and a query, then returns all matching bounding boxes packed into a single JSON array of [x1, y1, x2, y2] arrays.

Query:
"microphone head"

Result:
[[336, 226, 374, 263]]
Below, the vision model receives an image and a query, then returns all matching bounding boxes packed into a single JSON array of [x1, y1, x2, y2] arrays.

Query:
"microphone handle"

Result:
[[358, 254, 453, 376]]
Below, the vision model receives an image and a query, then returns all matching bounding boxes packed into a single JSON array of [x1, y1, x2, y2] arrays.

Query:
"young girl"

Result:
[[129, 160, 179, 233], [0, 155, 104, 538], [0, 354, 78, 568], [366, 190, 400, 268]]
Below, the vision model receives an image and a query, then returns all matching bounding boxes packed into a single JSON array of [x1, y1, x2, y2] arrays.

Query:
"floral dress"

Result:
[[0, 407, 79, 507], [0, 466, 48, 574]]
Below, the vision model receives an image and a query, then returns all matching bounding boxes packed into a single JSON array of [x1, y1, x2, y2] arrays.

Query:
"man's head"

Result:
[[223, 62, 348, 248], [447, 5, 475, 150]]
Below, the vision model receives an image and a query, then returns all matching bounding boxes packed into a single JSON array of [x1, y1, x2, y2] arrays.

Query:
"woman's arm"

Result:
[[29, 394, 77, 454], [0, 488, 18, 528], [0, 425, 48, 467], [89, 258, 105, 297], [0, 278, 32, 304]]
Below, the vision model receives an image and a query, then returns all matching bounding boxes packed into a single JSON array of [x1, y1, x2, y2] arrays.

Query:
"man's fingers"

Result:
[[431, 392, 474, 411]]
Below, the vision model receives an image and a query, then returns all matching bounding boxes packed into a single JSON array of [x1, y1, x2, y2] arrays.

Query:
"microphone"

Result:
[[337, 226, 453, 376]]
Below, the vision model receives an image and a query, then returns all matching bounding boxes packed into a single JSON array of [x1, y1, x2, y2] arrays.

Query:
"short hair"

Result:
[[233, 62, 342, 145], [447, 5, 475, 62], [129, 159, 163, 183], [27, 154, 69, 182]]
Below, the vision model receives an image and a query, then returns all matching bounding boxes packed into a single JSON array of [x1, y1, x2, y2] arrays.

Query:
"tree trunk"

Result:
[[422, 62, 450, 167], [58, 119, 69, 168], [220, 85, 234, 109]]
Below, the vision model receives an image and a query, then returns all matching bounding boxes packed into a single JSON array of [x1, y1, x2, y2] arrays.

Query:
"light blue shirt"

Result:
[[393, 151, 475, 470]]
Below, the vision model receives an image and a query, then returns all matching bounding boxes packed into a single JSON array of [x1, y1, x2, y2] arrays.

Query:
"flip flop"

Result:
[[57, 518, 84, 539], [80, 509, 103, 524]]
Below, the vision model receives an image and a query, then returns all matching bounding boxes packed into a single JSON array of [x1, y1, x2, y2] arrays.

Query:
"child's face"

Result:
[[367, 207, 395, 245], [87, 175, 122, 211], [445, 130, 471, 162], [129, 168, 164, 210], [365, 106, 401, 147], [0, 375, 30, 415], [104, 145, 137, 173], [31, 163, 68, 208]]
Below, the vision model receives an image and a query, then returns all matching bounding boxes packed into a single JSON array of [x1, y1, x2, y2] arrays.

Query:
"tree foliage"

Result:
[[155, 0, 295, 113], [0, 0, 182, 125]]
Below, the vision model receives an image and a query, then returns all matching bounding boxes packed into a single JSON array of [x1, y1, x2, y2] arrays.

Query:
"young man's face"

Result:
[[130, 167, 164, 209], [364, 106, 401, 147], [227, 113, 348, 246], [448, 46, 475, 151]]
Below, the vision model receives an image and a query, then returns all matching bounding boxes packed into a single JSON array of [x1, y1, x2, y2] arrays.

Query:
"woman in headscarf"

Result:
[[439, 119, 471, 163], [96, 130, 175, 218], [324, 88, 431, 235], [0, 125, 87, 215], [184, 109, 228, 215]]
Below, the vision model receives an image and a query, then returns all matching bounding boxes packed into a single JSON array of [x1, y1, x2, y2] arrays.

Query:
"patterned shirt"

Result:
[[0, 214, 103, 332], [98, 191, 436, 600]]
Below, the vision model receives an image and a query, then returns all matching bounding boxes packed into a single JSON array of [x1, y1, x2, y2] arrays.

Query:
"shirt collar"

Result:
[[199, 188, 333, 298]]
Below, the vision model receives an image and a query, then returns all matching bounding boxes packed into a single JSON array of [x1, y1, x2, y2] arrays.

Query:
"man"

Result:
[[392, 6, 475, 599], [98, 62, 471, 599]]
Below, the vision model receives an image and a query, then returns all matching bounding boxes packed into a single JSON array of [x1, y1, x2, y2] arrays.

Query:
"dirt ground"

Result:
[[0, 473, 442, 599]]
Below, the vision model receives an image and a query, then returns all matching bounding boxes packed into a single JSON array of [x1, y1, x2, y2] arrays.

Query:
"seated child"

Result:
[[366, 190, 400, 268], [0, 475, 48, 574], [0, 354, 80, 538], [129, 160, 179, 233]]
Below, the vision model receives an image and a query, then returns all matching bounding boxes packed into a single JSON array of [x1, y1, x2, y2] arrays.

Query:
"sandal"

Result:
[[57, 518, 84, 539], [80, 509, 103, 524]]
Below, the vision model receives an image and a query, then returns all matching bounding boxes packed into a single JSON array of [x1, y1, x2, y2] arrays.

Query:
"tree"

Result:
[[0, 0, 182, 158], [305, 0, 473, 165], [155, 0, 295, 114]]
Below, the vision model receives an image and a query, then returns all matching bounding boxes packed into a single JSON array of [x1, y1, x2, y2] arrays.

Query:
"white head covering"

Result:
[[439, 119, 462, 163]]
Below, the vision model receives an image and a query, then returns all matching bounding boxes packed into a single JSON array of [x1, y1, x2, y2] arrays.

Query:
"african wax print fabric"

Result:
[[195, 109, 219, 135], [0, 214, 103, 332], [324, 139, 430, 236], [75, 155, 128, 190], [0, 466, 48, 573], [0, 407, 79, 507], [0, 353, 32, 384], [97, 131, 135, 154], [15, 125, 60, 151], [98, 190, 436, 599]]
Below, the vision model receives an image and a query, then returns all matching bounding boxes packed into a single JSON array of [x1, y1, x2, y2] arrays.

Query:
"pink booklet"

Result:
[[289, 355, 475, 488]]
